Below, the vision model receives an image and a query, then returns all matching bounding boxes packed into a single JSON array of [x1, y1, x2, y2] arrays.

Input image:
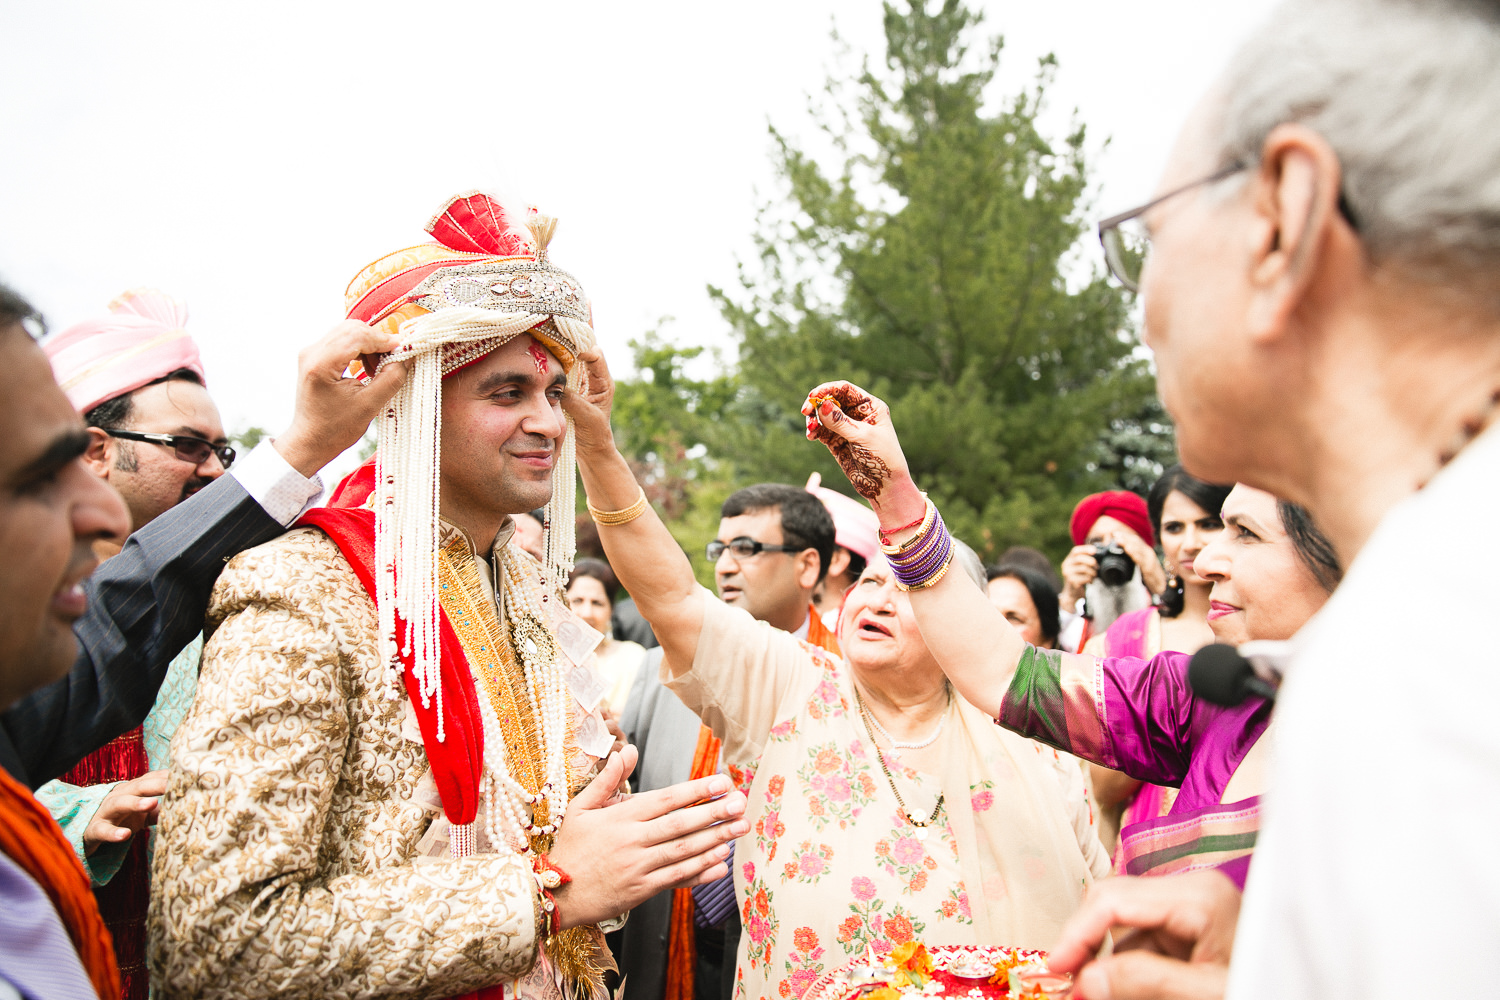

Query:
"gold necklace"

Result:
[[855, 688, 945, 840]]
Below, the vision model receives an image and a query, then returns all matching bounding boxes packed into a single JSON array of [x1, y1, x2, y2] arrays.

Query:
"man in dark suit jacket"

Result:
[[617, 647, 701, 1000], [0, 281, 405, 1000], [1, 317, 407, 788]]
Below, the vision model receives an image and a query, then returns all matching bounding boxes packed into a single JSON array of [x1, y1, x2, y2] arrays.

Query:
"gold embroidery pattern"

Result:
[[438, 540, 542, 798], [149, 528, 540, 1000], [436, 536, 612, 997]]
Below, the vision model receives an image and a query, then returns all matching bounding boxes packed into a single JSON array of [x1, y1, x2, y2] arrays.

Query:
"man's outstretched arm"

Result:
[[0, 321, 406, 787]]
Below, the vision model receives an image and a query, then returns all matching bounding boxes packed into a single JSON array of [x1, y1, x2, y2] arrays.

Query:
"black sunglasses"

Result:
[[106, 429, 236, 470], [705, 537, 800, 562]]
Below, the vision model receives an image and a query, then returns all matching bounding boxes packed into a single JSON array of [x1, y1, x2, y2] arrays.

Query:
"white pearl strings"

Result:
[[470, 546, 574, 853], [368, 303, 598, 857], [373, 308, 552, 730]]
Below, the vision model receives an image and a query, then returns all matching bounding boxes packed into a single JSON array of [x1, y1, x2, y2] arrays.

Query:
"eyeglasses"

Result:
[[705, 537, 800, 562], [1098, 161, 1249, 292], [106, 429, 236, 469]]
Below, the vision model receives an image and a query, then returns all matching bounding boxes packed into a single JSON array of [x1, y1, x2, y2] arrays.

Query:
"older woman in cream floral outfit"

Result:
[[564, 354, 1108, 1000]]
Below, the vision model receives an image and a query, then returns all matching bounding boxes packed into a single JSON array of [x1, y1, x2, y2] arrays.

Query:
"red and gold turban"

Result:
[[344, 191, 588, 375], [346, 193, 596, 758]]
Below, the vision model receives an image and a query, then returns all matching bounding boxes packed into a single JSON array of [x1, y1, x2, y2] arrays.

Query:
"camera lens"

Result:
[[1094, 543, 1135, 587]]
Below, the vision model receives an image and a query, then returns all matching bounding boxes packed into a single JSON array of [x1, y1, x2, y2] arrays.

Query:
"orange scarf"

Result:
[[805, 603, 841, 658], [0, 766, 121, 1000], [663, 725, 723, 1000]]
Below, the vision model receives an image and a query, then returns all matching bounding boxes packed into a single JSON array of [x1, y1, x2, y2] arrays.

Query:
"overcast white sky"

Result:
[[1, 1, 1278, 476]]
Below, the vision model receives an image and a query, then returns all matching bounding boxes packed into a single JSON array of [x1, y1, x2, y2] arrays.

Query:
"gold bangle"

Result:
[[895, 551, 953, 592], [880, 500, 937, 556], [587, 488, 649, 526]]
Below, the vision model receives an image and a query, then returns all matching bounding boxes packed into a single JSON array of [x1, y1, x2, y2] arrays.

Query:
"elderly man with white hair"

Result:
[[802, 0, 1500, 997]]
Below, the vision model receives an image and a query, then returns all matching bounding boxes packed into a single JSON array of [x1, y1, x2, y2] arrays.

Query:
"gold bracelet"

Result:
[[880, 499, 937, 556], [587, 488, 649, 526], [895, 551, 953, 592]]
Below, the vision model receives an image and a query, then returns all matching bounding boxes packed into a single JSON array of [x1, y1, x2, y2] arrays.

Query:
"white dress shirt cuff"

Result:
[[230, 441, 324, 526]]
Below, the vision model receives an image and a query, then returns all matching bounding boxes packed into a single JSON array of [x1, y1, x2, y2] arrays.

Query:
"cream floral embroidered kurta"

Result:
[[669, 598, 1110, 1000], [149, 527, 545, 1000]]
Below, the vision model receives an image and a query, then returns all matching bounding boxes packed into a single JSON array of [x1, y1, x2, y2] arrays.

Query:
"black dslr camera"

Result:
[[1092, 542, 1135, 587]]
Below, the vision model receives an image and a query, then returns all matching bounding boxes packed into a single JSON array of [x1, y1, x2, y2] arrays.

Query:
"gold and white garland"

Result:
[[470, 548, 575, 855]]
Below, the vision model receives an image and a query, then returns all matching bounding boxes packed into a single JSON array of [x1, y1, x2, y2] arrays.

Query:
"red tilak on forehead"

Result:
[[527, 341, 550, 376]]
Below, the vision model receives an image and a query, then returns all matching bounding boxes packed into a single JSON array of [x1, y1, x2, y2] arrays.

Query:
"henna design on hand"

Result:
[[804, 384, 889, 499], [841, 442, 892, 500]]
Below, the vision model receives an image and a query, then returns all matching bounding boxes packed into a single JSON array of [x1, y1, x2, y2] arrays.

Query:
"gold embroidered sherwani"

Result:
[[149, 522, 588, 1000]]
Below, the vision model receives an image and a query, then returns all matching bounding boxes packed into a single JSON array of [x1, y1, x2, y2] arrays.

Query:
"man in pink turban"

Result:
[[1057, 490, 1167, 651], [37, 289, 232, 1000], [44, 289, 230, 534]]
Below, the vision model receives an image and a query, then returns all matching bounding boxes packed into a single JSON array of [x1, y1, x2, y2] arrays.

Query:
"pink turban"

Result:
[[44, 289, 204, 415], [1069, 490, 1154, 548], [806, 472, 880, 561]]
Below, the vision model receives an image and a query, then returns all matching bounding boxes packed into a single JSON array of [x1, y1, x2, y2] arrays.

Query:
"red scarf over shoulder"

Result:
[[300, 462, 506, 1000], [297, 460, 486, 830]]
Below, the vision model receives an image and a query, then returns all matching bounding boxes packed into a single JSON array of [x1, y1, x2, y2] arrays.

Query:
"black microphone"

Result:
[[1188, 643, 1279, 706]]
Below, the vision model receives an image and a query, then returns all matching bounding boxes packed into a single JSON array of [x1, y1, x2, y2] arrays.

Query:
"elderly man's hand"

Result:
[[1048, 871, 1240, 1000], [548, 745, 748, 929], [1059, 544, 1099, 610], [1111, 528, 1169, 596], [273, 321, 406, 478]]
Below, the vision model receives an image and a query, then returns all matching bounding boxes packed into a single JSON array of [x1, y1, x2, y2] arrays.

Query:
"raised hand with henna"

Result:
[[800, 381, 926, 534]]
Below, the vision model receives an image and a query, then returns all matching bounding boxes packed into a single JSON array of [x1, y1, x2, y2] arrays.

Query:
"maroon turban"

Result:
[[1069, 490, 1154, 547]]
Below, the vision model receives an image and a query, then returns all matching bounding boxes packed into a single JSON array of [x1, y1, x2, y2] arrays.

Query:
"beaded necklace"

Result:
[[859, 685, 952, 749], [485, 546, 571, 849], [854, 686, 946, 839]]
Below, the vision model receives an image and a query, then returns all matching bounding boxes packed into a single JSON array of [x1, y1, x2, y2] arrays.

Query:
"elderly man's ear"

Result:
[[1246, 123, 1361, 343]]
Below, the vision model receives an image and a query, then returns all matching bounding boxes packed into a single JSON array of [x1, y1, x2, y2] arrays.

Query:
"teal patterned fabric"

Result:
[[34, 779, 123, 884], [144, 635, 202, 770], [34, 635, 202, 884]]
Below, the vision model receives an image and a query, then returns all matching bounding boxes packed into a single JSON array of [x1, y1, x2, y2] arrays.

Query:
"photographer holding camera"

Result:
[[1058, 491, 1167, 651]]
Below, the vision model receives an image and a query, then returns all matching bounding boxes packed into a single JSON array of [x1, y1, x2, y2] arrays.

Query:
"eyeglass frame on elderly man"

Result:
[[105, 429, 236, 470], [705, 537, 801, 562], [1099, 158, 1365, 293], [1097, 160, 1250, 293]]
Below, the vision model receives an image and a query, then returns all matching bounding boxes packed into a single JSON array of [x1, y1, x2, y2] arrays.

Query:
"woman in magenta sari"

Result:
[[1082, 466, 1231, 864], [801, 382, 1342, 888]]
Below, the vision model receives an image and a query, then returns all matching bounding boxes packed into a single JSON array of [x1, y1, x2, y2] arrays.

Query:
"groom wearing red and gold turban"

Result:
[[149, 194, 747, 1000]]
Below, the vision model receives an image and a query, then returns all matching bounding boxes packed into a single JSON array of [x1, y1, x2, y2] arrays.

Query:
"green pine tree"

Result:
[[709, 0, 1173, 562]]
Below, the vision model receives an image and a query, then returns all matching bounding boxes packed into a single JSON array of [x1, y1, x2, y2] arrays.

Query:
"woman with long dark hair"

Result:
[[1083, 466, 1231, 858]]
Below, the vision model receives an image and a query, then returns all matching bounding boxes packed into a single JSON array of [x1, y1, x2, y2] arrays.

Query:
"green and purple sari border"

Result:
[[995, 645, 1114, 767], [1117, 798, 1261, 878]]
